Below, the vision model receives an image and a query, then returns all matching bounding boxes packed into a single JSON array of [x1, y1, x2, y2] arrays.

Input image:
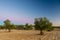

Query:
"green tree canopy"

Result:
[[34, 17, 52, 35], [24, 23, 33, 30], [4, 19, 12, 32]]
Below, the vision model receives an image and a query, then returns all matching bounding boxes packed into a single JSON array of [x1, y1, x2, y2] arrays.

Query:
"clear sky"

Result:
[[0, 0, 60, 26]]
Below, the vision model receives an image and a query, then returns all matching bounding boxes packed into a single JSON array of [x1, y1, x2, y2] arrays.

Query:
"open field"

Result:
[[0, 30, 59, 40], [0, 30, 52, 40]]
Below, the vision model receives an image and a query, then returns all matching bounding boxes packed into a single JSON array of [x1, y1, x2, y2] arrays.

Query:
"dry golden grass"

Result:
[[0, 30, 50, 40]]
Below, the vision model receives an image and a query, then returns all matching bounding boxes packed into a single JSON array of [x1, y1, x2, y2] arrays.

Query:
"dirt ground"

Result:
[[0, 30, 50, 40]]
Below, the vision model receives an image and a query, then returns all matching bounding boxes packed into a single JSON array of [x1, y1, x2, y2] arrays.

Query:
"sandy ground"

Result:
[[0, 30, 51, 40], [41, 30, 60, 40]]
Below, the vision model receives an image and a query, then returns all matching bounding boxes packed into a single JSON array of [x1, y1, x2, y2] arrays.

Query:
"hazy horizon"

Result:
[[0, 0, 60, 26]]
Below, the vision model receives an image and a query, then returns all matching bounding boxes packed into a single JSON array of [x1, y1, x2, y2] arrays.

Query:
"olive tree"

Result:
[[4, 19, 12, 32], [34, 17, 52, 35]]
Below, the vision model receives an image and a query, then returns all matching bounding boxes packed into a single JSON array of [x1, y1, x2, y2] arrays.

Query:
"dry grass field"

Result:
[[0, 29, 59, 40], [0, 30, 51, 40]]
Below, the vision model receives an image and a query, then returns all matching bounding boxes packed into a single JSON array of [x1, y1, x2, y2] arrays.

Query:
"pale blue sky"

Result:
[[0, 0, 60, 26]]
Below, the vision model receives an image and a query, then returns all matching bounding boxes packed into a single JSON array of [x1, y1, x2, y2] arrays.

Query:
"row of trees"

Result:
[[0, 20, 34, 32], [16, 24, 34, 30], [0, 17, 53, 35]]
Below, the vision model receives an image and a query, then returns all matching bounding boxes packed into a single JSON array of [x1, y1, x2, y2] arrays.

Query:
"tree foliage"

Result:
[[34, 17, 52, 35], [11, 24, 16, 29], [4, 19, 12, 32], [24, 23, 33, 30], [16, 25, 24, 30]]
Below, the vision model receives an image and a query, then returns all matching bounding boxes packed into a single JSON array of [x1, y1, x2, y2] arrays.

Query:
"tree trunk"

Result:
[[8, 29, 11, 32], [40, 30, 44, 35]]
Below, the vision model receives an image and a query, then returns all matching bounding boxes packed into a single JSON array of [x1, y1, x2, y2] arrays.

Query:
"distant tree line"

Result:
[[0, 17, 53, 35], [16, 24, 34, 30]]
